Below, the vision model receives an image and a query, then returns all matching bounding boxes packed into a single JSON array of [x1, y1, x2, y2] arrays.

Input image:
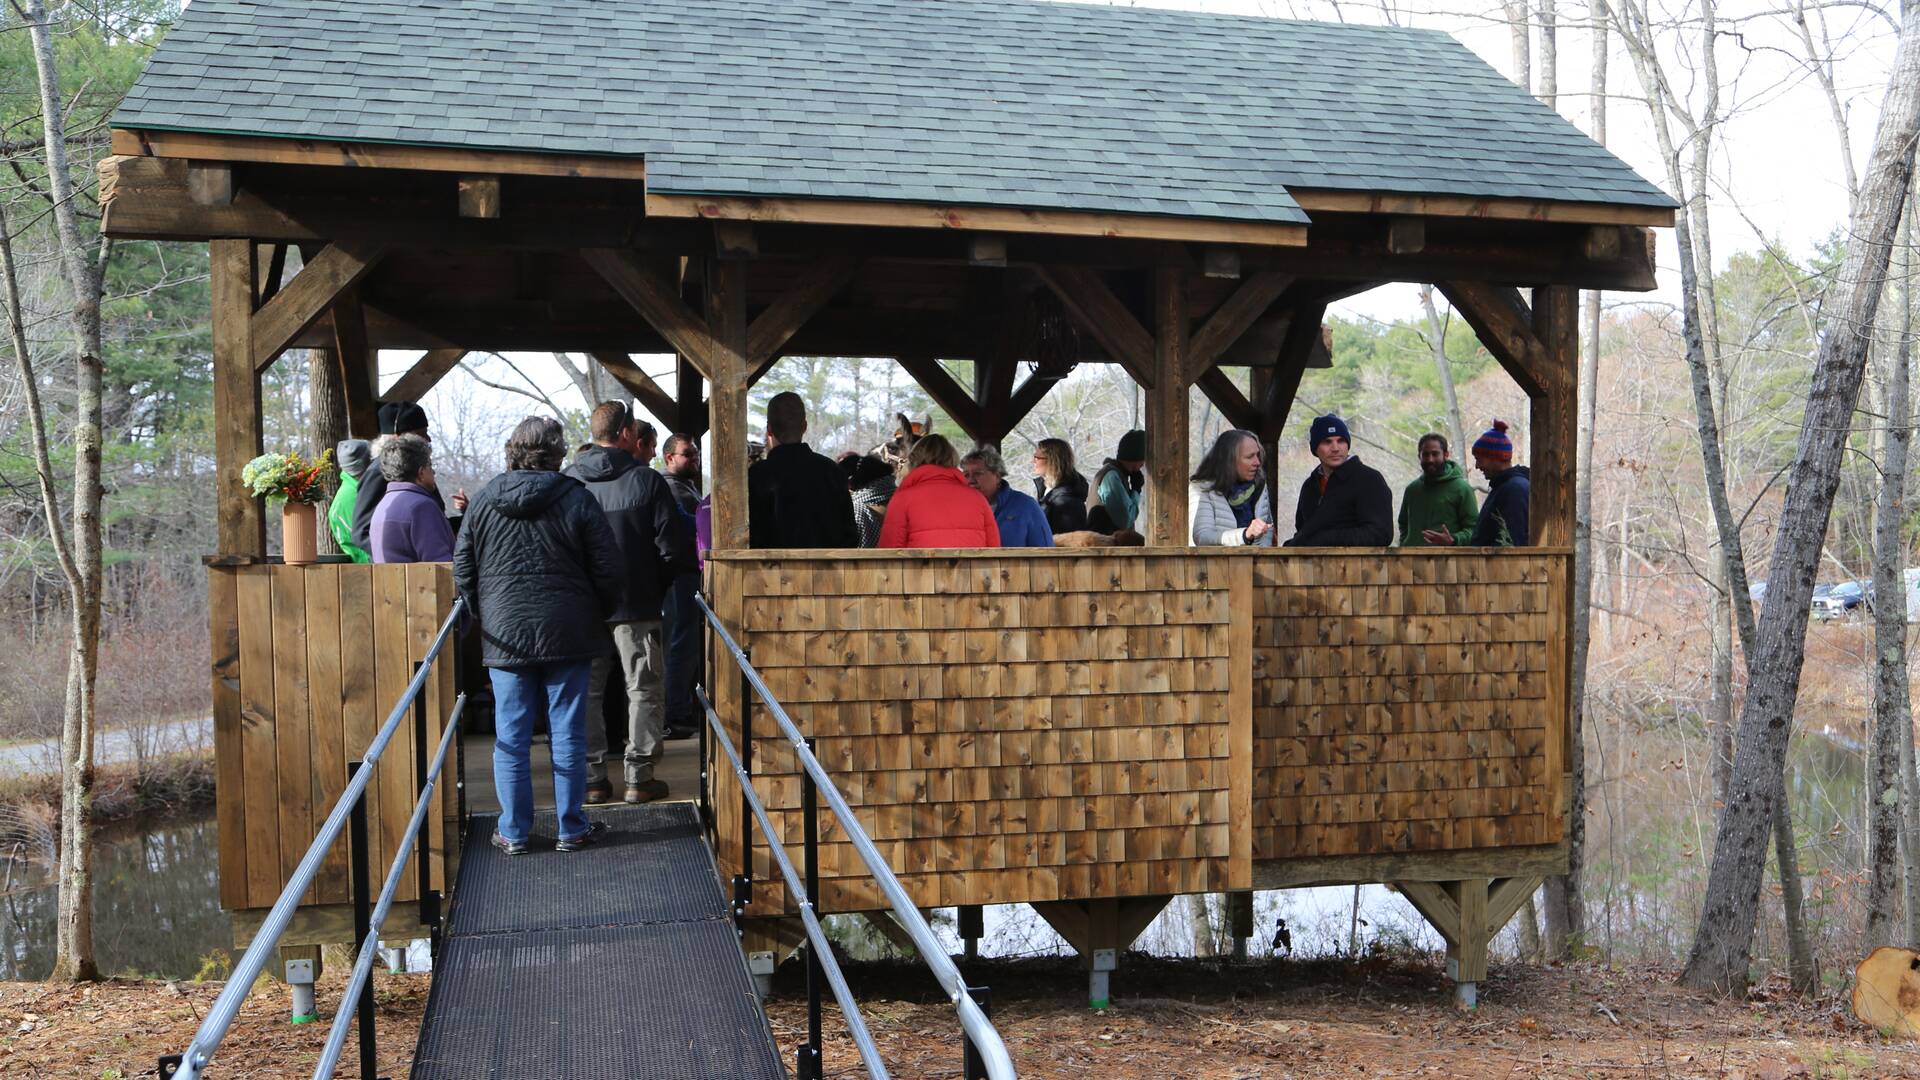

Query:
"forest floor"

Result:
[[6, 954, 1920, 1078]]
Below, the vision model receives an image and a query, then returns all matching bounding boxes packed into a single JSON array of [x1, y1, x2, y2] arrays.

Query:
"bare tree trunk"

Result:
[[1536, 0, 1557, 108], [1681, 2, 1920, 992], [1186, 893, 1215, 958], [1710, 584, 1735, 800], [16, 0, 106, 983], [1417, 284, 1469, 455], [1517, 892, 1543, 962], [1868, 254, 1911, 945], [1504, 0, 1531, 91], [309, 349, 348, 556], [1899, 180, 1920, 947]]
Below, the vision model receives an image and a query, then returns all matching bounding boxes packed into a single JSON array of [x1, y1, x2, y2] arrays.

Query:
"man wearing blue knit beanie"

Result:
[[1426, 419, 1530, 547], [1284, 413, 1393, 547]]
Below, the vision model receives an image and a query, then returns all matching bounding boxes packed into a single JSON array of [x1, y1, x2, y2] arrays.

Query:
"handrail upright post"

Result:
[[412, 662, 441, 958], [799, 737, 823, 1080], [697, 680, 711, 831], [732, 648, 753, 920], [348, 760, 378, 1080], [963, 985, 992, 1080]]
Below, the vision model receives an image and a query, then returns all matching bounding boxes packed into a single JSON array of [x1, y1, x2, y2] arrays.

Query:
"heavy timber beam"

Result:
[[250, 238, 390, 372], [381, 349, 469, 404], [1434, 280, 1553, 397], [590, 351, 681, 431], [582, 247, 719, 378], [211, 240, 264, 557], [744, 254, 861, 384], [102, 160, 1662, 291], [1186, 271, 1293, 379], [896, 355, 989, 444]]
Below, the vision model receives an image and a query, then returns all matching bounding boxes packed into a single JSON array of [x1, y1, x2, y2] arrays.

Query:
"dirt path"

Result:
[[4, 957, 1917, 1078]]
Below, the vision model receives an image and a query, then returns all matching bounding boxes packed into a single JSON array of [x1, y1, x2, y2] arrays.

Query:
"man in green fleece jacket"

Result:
[[1398, 432, 1478, 547]]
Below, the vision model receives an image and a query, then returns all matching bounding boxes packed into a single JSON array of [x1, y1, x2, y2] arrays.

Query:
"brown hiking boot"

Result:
[[624, 779, 669, 804], [584, 781, 614, 804]]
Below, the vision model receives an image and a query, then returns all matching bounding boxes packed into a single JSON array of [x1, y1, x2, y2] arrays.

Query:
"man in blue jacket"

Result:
[[1424, 419, 1530, 547], [961, 446, 1054, 547]]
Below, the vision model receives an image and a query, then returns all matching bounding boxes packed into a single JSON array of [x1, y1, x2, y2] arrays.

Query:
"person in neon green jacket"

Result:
[[329, 439, 372, 562], [1398, 432, 1478, 547]]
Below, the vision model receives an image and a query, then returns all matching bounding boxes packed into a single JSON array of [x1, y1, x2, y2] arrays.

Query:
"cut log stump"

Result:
[[1852, 946, 1920, 1037]]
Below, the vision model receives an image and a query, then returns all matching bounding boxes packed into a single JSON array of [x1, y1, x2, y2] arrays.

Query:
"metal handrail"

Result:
[[312, 692, 466, 1079], [161, 596, 467, 1080], [695, 593, 1016, 1080], [697, 686, 889, 1079]]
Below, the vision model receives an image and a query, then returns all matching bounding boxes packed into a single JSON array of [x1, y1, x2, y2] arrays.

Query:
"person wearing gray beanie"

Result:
[[328, 438, 375, 562]]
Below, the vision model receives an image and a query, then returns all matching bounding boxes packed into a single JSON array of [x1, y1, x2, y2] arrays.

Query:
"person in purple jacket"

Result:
[[370, 434, 457, 563]]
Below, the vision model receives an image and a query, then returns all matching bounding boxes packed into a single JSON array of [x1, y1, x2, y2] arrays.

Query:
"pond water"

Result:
[[1, 816, 231, 981]]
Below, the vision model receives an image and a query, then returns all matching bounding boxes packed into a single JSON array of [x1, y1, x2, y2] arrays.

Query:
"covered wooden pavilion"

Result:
[[105, 0, 1672, 1004]]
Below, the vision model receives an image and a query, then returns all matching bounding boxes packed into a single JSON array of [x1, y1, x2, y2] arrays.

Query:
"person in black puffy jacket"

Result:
[[1285, 414, 1394, 547], [563, 401, 696, 805], [1029, 437, 1089, 536], [453, 416, 625, 855]]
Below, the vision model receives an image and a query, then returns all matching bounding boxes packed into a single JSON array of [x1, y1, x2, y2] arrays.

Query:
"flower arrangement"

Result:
[[241, 450, 334, 505]]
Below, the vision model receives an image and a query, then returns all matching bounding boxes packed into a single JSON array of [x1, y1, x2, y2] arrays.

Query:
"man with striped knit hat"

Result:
[[1427, 419, 1530, 547]]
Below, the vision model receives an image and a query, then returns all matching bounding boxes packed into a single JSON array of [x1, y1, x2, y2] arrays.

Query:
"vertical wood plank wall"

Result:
[[708, 548, 1567, 916], [210, 562, 457, 911], [1249, 549, 1569, 859], [709, 551, 1254, 913]]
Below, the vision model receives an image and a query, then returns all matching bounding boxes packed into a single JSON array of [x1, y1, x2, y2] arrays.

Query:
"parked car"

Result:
[[1812, 580, 1872, 619]]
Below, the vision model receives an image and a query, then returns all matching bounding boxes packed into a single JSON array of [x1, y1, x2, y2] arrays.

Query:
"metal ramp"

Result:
[[410, 802, 787, 1080]]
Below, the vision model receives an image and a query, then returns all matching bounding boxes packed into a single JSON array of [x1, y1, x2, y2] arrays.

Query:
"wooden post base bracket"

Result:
[[1029, 896, 1172, 1009], [1392, 876, 1541, 1009]]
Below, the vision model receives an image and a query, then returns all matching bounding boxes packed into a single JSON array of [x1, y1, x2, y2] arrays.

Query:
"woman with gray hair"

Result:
[[453, 416, 627, 854], [960, 445, 1053, 547], [369, 434, 455, 563]]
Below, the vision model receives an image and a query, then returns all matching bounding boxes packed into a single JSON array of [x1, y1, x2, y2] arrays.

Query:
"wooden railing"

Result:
[[705, 546, 1569, 914], [208, 561, 457, 913]]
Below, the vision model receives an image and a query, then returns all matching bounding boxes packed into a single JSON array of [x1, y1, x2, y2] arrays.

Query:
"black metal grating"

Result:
[[411, 803, 785, 1080], [449, 804, 731, 934], [410, 922, 787, 1080]]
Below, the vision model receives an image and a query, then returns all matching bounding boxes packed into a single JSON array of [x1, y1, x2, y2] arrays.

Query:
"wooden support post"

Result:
[[1530, 285, 1579, 547], [1029, 896, 1170, 1008], [675, 354, 708, 437], [1226, 891, 1254, 960], [1145, 267, 1190, 546], [707, 260, 750, 550], [1393, 876, 1539, 1008], [329, 288, 379, 438], [211, 239, 265, 557]]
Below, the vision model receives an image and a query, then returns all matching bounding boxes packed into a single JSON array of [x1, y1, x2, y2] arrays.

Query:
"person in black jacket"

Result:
[[659, 433, 705, 740], [453, 416, 625, 855], [1029, 437, 1090, 535], [749, 393, 859, 548], [349, 402, 467, 552], [564, 402, 696, 803], [1285, 414, 1394, 547]]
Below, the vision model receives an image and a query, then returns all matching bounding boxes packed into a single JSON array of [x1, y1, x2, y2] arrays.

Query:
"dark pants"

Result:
[[661, 573, 704, 731]]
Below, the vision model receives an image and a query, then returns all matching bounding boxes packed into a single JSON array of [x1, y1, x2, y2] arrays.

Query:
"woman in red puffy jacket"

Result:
[[877, 434, 1001, 548]]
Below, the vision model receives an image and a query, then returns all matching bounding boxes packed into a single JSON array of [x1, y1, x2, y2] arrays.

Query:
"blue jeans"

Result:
[[488, 661, 593, 844], [661, 573, 704, 730]]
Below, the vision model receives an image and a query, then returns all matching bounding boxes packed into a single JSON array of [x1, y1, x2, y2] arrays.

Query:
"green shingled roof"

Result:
[[114, 0, 1675, 226]]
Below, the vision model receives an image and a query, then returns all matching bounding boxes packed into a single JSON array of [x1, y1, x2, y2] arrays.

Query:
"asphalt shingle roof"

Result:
[[114, 0, 1675, 225]]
